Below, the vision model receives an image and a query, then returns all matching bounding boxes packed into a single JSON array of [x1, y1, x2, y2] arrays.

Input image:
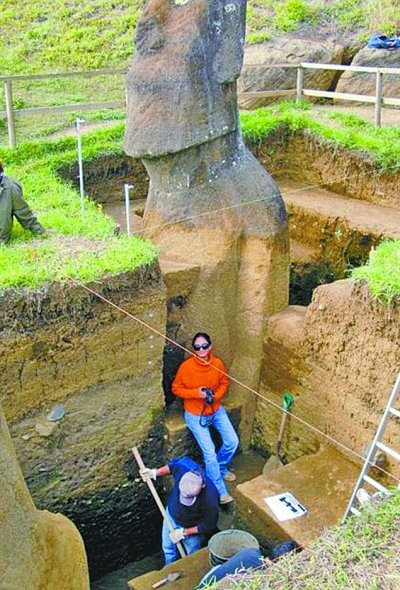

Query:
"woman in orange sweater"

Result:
[[172, 332, 239, 504]]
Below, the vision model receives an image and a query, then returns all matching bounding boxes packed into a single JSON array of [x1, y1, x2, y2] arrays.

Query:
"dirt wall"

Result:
[[0, 265, 168, 578], [63, 127, 400, 211], [253, 279, 400, 481], [0, 265, 164, 421], [249, 128, 400, 208]]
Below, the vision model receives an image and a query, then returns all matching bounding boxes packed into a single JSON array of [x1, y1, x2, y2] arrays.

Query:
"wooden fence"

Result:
[[1, 62, 400, 148]]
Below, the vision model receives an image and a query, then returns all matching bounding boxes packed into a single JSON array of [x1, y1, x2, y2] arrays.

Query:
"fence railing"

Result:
[[0, 69, 126, 148], [1, 62, 400, 148]]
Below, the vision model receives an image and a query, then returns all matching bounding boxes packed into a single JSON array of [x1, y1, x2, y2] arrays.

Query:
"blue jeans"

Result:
[[197, 548, 263, 587], [162, 509, 202, 564], [185, 406, 239, 497]]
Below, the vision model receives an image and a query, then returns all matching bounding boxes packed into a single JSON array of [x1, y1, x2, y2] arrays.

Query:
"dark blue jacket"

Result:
[[167, 457, 219, 541]]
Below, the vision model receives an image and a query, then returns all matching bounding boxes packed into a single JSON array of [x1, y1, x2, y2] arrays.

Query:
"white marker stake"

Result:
[[124, 183, 133, 236], [76, 117, 85, 218]]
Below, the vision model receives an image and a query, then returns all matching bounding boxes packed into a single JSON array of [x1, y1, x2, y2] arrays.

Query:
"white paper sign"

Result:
[[264, 492, 307, 522]]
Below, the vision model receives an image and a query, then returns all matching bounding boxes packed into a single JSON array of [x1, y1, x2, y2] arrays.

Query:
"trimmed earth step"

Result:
[[128, 547, 210, 589], [278, 179, 400, 271], [236, 446, 359, 549]]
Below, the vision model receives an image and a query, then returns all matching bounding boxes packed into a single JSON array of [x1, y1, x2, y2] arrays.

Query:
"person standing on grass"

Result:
[[0, 161, 46, 244], [172, 332, 239, 505]]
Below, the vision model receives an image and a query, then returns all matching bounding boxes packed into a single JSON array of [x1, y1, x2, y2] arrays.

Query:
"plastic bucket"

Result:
[[208, 529, 260, 566]]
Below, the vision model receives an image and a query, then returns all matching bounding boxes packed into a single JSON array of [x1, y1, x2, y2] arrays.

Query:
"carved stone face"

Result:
[[124, 0, 246, 158]]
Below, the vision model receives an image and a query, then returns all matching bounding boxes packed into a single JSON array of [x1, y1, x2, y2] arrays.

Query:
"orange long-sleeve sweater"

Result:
[[172, 353, 230, 415]]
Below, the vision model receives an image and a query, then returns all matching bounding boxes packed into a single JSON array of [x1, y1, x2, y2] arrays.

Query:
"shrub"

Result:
[[274, 0, 316, 32]]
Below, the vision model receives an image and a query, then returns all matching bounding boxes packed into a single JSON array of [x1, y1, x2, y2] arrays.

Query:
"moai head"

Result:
[[124, 0, 247, 158]]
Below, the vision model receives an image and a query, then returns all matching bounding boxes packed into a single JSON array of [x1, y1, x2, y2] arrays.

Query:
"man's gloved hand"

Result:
[[139, 468, 157, 482], [169, 528, 185, 544]]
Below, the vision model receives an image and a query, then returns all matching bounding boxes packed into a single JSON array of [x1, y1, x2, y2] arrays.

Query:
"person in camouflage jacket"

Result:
[[0, 161, 46, 244]]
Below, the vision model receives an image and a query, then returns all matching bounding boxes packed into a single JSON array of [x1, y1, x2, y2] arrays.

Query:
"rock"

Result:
[[238, 38, 344, 109], [1, 400, 89, 590], [35, 417, 57, 437], [336, 46, 400, 99], [125, 0, 247, 157]]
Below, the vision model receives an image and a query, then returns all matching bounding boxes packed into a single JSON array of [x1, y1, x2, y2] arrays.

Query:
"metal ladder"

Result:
[[343, 371, 400, 521]]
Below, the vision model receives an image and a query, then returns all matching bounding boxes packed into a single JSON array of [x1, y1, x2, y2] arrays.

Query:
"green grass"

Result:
[[326, 0, 368, 30], [2, 103, 400, 295], [241, 102, 400, 170], [206, 492, 400, 589], [0, 124, 158, 290], [0, 101, 400, 301], [352, 240, 400, 304], [275, 0, 318, 33], [3, 0, 400, 144]]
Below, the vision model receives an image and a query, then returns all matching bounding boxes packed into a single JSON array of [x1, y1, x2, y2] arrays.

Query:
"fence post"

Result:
[[296, 66, 304, 103], [4, 80, 16, 148], [374, 70, 383, 127]]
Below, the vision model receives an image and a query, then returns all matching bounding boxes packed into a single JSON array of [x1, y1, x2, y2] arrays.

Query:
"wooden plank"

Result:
[[303, 89, 377, 103], [238, 89, 296, 98], [296, 67, 304, 103], [4, 80, 16, 148], [383, 96, 400, 106], [0, 100, 126, 118], [302, 62, 400, 75], [0, 69, 126, 82], [244, 63, 299, 69], [375, 71, 383, 127]]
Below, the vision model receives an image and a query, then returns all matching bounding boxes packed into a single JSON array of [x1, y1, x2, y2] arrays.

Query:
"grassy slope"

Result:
[[211, 492, 400, 590], [2, 0, 400, 143], [1, 103, 399, 298], [0, 125, 158, 289]]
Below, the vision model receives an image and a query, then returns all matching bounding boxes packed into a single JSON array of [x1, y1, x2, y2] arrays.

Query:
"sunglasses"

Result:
[[193, 342, 211, 351]]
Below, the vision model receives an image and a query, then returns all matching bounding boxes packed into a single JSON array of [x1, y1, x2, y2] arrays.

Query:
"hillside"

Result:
[[1, 0, 399, 143], [2, 0, 399, 75]]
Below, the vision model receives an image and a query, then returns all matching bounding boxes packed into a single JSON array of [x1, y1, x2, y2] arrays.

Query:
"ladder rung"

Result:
[[363, 475, 389, 493], [376, 442, 400, 462], [389, 407, 400, 419], [350, 506, 361, 516]]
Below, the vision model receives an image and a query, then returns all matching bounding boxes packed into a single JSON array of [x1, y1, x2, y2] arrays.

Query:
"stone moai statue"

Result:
[[125, 0, 289, 444], [0, 403, 89, 589]]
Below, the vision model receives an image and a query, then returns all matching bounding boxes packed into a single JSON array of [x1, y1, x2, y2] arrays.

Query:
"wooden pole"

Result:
[[375, 70, 383, 127], [296, 66, 304, 103], [131, 446, 186, 559], [4, 80, 16, 148]]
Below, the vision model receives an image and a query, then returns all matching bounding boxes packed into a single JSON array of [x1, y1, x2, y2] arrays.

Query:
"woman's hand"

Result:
[[199, 387, 207, 399]]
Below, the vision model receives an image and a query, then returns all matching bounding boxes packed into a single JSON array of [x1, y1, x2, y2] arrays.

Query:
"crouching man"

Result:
[[0, 161, 46, 244], [140, 456, 219, 564]]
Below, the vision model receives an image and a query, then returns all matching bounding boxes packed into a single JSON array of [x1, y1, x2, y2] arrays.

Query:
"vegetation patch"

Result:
[[241, 102, 400, 171], [208, 492, 400, 589], [352, 240, 400, 304], [0, 125, 157, 290]]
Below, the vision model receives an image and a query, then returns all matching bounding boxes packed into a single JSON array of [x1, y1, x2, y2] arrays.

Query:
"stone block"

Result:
[[236, 446, 359, 549]]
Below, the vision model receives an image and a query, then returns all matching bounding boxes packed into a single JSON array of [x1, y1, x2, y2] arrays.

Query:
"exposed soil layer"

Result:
[[249, 127, 400, 208], [0, 265, 165, 421], [253, 280, 400, 480], [68, 127, 400, 308], [58, 154, 149, 204], [0, 265, 168, 579], [67, 127, 400, 209]]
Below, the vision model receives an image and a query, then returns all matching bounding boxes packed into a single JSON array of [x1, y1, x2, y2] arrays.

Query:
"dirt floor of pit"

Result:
[[90, 450, 265, 590]]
